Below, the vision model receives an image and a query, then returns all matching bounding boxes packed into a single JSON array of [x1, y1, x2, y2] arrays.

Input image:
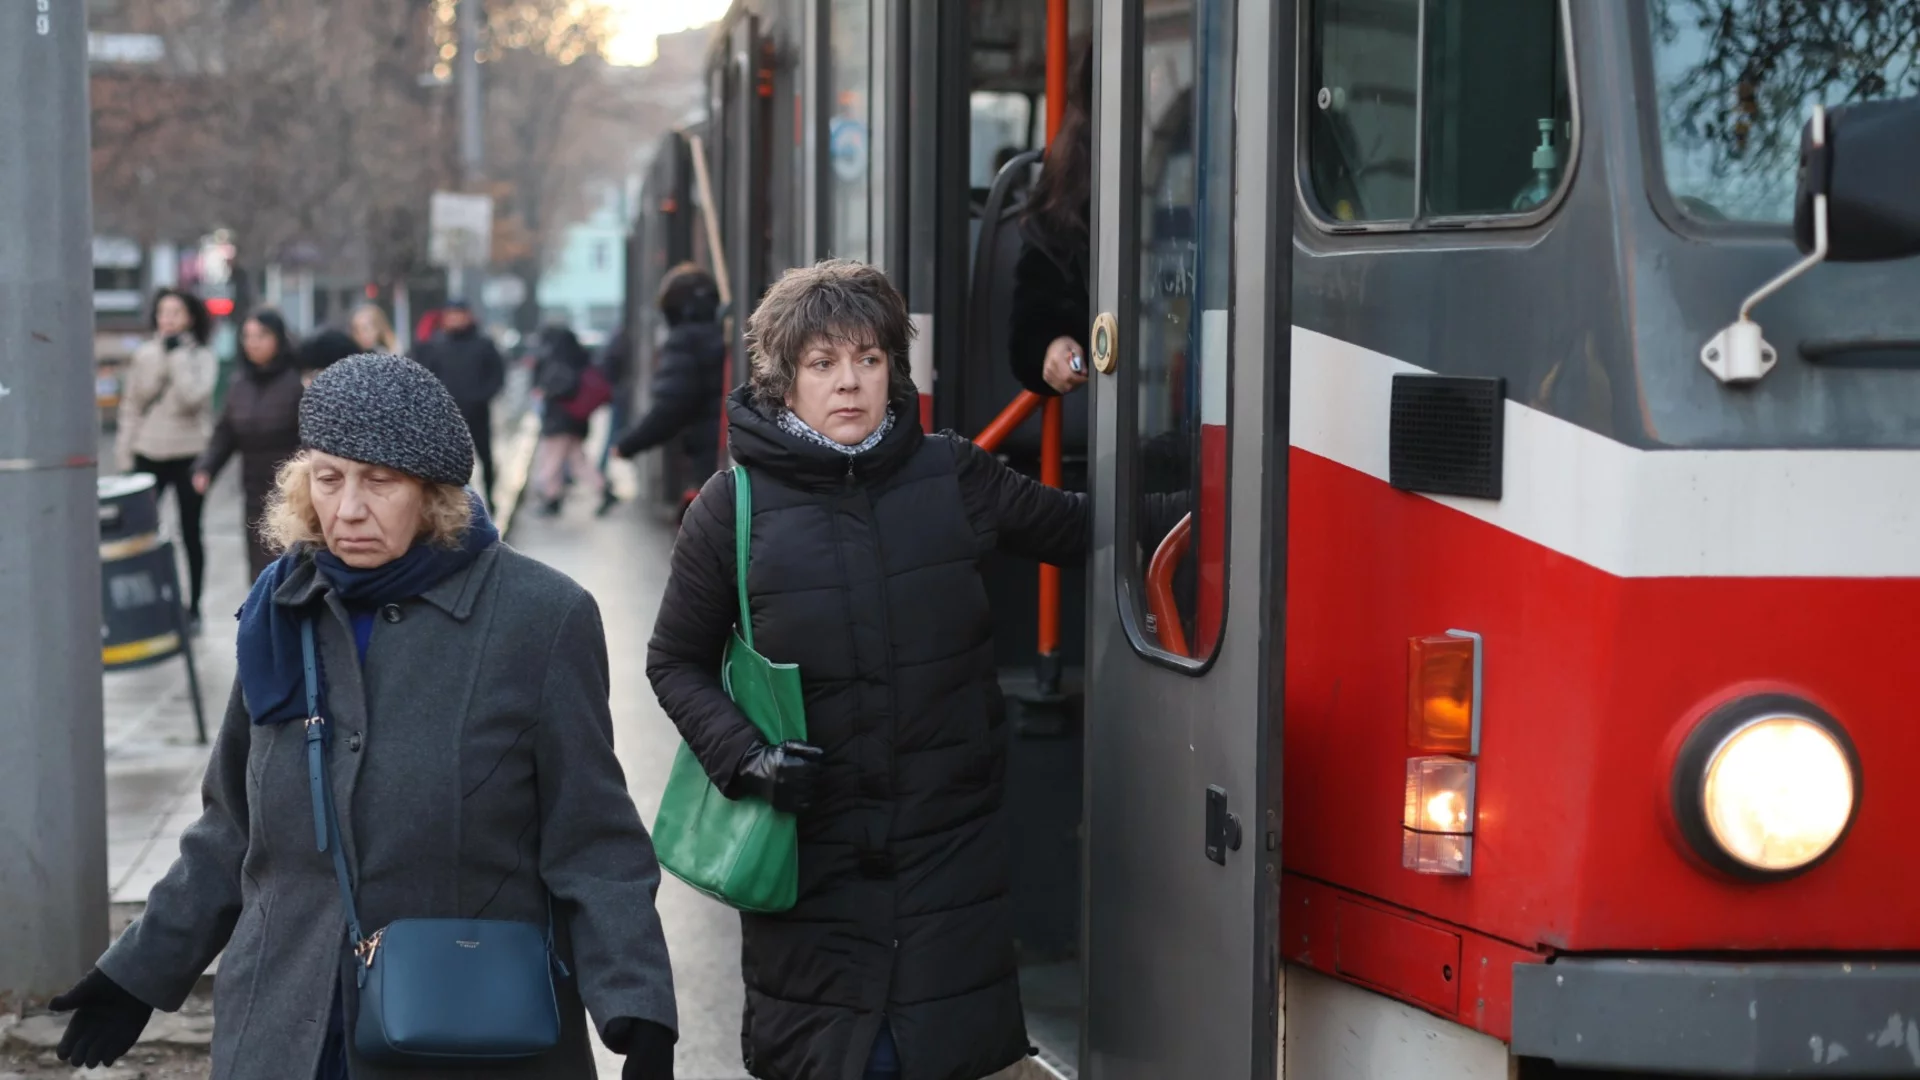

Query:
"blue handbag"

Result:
[[301, 620, 569, 1064]]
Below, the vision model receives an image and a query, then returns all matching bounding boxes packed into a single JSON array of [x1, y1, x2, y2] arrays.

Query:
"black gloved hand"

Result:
[[162, 333, 183, 351], [605, 1017, 676, 1080], [50, 967, 154, 1068], [733, 740, 825, 814]]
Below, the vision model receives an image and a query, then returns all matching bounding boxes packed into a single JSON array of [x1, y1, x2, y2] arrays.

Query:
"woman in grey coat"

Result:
[[50, 353, 679, 1080]]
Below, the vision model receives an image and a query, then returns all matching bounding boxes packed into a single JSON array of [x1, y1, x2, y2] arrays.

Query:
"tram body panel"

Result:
[[1279, 0, 1920, 1050]]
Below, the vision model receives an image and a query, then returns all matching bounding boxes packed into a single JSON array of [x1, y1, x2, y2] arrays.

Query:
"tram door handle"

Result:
[[1205, 785, 1242, 865]]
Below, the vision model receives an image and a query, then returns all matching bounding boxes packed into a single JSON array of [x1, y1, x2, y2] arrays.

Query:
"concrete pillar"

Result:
[[0, 0, 110, 1004]]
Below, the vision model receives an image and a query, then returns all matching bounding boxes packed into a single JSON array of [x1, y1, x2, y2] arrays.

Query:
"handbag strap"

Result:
[[304, 621, 368, 963], [301, 618, 567, 983], [732, 464, 753, 649]]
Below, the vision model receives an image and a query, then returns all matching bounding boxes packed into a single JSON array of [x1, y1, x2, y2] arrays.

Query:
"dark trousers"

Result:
[[462, 405, 496, 503], [864, 1021, 900, 1080], [134, 454, 205, 617]]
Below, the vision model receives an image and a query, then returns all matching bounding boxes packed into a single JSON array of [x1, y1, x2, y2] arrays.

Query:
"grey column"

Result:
[[0, 0, 109, 1002]]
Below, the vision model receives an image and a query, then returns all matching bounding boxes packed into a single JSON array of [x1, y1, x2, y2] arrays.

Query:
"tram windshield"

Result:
[[1648, 0, 1920, 224]]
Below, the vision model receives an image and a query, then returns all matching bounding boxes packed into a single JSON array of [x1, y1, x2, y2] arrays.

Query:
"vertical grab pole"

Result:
[[1035, 0, 1070, 696]]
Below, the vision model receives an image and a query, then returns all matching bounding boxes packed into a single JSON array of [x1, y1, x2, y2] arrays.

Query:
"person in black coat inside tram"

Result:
[[1008, 42, 1093, 400], [646, 260, 1090, 1080], [610, 263, 726, 481]]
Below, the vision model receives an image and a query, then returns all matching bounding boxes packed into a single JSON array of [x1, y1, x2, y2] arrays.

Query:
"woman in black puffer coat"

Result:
[[647, 260, 1088, 1080]]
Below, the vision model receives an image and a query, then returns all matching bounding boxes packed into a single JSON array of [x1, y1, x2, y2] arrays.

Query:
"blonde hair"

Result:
[[350, 304, 398, 353], [261, 450, 474, 554]]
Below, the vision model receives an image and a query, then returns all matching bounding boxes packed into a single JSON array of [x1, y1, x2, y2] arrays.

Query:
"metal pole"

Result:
[[0, 0, 109, 1003], [455, 0, 484, 303]]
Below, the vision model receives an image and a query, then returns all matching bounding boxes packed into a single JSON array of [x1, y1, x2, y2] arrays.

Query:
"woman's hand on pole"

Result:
[[1042, 336, 1090, 394]]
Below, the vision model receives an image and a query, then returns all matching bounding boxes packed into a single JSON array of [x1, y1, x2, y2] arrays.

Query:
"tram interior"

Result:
[[961, 4, 1093, 1074]]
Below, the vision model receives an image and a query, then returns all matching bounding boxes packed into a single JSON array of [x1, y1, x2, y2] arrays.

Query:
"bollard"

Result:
[[97, 474, 208, 743]]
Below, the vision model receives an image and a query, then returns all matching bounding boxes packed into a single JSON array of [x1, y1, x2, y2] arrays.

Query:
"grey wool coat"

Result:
[[97, 543, 677, 1080]]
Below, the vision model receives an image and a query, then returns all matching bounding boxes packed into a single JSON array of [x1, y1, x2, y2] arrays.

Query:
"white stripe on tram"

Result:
[[1289, 326, 1920, 579]]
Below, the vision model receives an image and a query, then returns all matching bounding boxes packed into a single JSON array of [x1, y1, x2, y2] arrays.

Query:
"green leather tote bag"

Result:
[[653, 465, 807, 912]]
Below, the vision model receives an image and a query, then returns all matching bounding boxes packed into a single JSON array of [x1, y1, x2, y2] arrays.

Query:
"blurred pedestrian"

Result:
[[647, 260, 1089, 1080], [532, 325, 615, 517], [609, 264, 725, 485], [414, 299, 505, 503], [594, 325, 634, 476], [350, 303, 398, 355], [193, 308, 304, 581], [115, 287, 218, 627], [298, 327, 359, 388], [51, 354, 679, 1080]]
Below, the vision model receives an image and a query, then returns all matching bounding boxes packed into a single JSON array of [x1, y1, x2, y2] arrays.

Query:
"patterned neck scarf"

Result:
[[776, 407, 895, 456]]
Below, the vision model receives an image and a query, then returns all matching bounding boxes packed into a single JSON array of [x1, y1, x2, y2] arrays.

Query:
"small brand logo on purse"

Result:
[[456, 940, 480, 948]]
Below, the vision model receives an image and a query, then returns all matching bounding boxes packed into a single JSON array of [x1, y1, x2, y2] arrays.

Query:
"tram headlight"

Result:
[[1672, 696, 1860, 878]]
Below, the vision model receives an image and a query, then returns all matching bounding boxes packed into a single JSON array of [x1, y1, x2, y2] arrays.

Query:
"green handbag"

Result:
[[653, 465, 808, 913]]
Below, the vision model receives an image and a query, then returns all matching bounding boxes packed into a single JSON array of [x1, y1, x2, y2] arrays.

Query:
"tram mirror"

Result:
[[1795, 97, 1920, 263]]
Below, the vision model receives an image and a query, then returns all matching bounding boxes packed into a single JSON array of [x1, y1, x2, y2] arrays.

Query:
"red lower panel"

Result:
[[1283, 448, 1920, 953], [1284, 873, 1543, 1041]]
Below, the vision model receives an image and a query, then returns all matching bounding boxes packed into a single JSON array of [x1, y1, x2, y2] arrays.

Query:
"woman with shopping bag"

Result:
[[646, 260, 1089, 1080]]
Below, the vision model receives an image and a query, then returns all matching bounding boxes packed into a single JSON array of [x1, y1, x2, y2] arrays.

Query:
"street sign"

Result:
[[482, 273, 526, 309], [429, 191, 494, 268]]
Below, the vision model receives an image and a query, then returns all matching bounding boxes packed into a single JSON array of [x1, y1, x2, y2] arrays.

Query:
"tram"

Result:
[[629, 2, 1920, 1077]]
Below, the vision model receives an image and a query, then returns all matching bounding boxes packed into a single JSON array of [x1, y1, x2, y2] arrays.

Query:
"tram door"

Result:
[[1082, 0, 1287, 1077]]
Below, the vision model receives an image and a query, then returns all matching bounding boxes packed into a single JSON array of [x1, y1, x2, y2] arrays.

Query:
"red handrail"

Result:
[[1037, 397, 1063, 663], [1146, 513, 1194, 658], [974, 390, 1045, 454]]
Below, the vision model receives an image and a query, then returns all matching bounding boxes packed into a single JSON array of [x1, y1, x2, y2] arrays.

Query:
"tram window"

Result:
[[1306, 0, 1572, 224], [971, 92, 1035, 188], [825, 0, 873, 261], [1124, 0, 1236, 666], [1648, 0, 1920, 225]]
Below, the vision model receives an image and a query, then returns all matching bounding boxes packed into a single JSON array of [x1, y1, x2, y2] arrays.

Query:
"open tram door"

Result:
[[1080, 0, 1290, 1077]]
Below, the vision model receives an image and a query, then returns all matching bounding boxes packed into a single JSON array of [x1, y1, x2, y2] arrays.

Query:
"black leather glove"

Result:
[[733, 740, 825, 813], [162, 333, 183, 351], [606, 1017, 676, 1080], [50, 967, 154, 1068]]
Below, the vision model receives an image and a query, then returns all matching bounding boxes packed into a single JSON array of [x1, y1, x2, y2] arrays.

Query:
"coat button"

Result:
[[381, 604, 403, 624], [348, 732, 362, 752]]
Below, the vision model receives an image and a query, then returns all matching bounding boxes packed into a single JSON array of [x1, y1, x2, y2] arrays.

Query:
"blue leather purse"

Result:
[[301, 620, 568, 1064]]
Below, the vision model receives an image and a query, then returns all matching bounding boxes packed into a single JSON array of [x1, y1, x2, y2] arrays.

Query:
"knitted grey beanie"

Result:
[[298, 353, 476, 486]]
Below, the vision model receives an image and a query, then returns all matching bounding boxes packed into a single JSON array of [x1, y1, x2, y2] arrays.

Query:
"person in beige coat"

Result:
[[115, 287, 219, 625]]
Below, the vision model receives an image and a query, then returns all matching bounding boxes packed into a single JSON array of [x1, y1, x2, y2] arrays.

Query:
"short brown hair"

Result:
[[743, 259, 917, 412], [260, 450, 474, 554]]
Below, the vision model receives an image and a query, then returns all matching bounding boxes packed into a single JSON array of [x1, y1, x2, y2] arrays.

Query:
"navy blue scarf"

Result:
[[236, 492, 498, 725]]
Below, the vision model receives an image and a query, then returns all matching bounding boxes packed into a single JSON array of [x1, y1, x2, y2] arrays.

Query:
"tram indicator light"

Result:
[[1403, 755, 1476, 876], [1408, 630, 1482, 755]]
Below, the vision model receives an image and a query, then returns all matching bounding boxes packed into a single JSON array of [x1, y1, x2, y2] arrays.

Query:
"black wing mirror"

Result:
[[1795, 97, 1920, 263], [1703, 99, 1920, 384]]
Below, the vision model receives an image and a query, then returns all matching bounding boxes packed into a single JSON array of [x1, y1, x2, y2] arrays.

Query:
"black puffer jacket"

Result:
[[613, 320, 725, 477], [647, 387, 1088, 1080]]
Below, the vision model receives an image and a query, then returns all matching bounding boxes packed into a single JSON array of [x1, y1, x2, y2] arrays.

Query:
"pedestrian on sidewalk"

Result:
[[349, 302, 398, 355], [532, 324, 616, 517], [53, 353, 679, 1080], [414, 299, 506, 505], [647, 260, 1090, 1080], [609, 264, 726, 489], [193, 308, 305, 582], [299, 326, 361, 388], [115, 287, 218, 627]]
